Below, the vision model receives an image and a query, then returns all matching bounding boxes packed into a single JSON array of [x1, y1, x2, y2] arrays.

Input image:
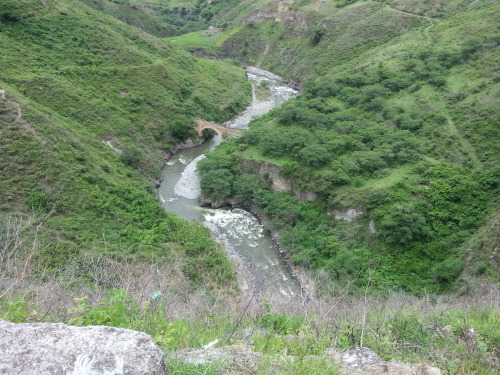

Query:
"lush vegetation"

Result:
[[0, 0, 498, 373], [0, 0, 250, 288], [2, 289, 498, 374], [80, 0, 244, 37], [198, 0, 499, 293]]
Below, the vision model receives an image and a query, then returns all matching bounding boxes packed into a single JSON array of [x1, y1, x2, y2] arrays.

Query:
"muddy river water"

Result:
[[158, 67, 300, 300]]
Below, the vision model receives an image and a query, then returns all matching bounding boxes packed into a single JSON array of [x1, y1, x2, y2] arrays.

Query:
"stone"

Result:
[[326, 346, 441, 375], [153, 177, 164, 188], [176, 345, 260, 373], [440, 325, 453, 336], [0, 319, 168, 375], [332, 208, 364, 222]]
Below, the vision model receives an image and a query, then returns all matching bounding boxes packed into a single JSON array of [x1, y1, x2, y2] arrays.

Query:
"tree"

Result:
[[169, 120, 194, 141], [378, 204, 430, 246], [309, 26, 325, 45], [120, 147, 142, 168], [298, 144, 331, 167], [233, 175, 264, 202], [0, 0, 40, 22], [200, 170, 233, 199], [433, 258, 464, 284]]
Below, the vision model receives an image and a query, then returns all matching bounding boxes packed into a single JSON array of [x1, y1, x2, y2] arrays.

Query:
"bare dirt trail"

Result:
[[380, 3, 437, 45], [0, 96, 46, 145]]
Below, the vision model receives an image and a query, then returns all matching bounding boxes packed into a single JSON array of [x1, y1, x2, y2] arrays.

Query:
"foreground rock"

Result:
[[175, 344, 442, 375], [0, 319, 168, 375], [326, 347, 441, 375]]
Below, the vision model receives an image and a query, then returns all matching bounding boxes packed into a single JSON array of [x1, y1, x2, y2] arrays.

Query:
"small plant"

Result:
[[0, 299, 30, 323], [68, 289, 138, 327]]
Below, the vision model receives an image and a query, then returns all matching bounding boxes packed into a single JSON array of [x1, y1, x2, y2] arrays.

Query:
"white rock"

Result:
[[0, 319, 168, 375], [326, 347, 441, 375]]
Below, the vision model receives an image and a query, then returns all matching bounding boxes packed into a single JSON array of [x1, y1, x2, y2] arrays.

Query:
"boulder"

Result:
[[0, 319, 168, 375], [326, 347, 441, 375]]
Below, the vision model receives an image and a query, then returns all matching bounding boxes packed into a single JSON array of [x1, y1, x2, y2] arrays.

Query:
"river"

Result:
[[158, 67, 300, 301]]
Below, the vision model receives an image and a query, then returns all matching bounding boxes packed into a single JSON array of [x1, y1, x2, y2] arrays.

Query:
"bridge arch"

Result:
[[193, 119, 242, 140], [195, 123, 224, 137]]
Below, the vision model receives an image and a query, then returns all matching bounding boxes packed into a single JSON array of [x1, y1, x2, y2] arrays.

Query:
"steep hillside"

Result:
[[0, 0, 251, 291], [0, 1, 498, 374], [198, 0, 500, 293], [79, 0, 244, 37]]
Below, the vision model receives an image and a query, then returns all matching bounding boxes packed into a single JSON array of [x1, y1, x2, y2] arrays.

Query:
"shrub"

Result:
[[378, 204, 430, 246], [298, 144, 331, 167], [200, 169, 233, 199], [233, 174, 264, 202], [169, 120, 194, 141], [433, 258, 464, 284], [120, 147, 143, 168], [0, 0, 40, 22], [26, 191, 50, 211], [309, 26, 325, 45]]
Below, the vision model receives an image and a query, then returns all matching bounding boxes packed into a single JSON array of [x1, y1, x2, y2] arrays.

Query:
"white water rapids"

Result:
[[158, 67, 300, 301]]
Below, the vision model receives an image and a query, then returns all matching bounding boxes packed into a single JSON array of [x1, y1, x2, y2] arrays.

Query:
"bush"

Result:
[[378, 204, 430, 246], [200, 169, 233, 199], [298, 144, 331, 167], [169, 120, 194, 141], [26, 191, 50, 211], [120, 147, 143, 167], [433, 258, 464, 284], [309, 26, 325, 45], [233, 174, 264, 202], [0, 0, 41, 22]]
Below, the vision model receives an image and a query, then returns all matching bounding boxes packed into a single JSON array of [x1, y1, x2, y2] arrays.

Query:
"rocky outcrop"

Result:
[[199, 195, 242, 209], [238, 159, 317, 202], [174, 345, 441, 375], [0, 319, 168, 375], [153, 177, 164, 188], [176, 345, 260, 372], [326, 347, 441, 375], [331, 208, 364, 222], [242, 0, 307, 28]]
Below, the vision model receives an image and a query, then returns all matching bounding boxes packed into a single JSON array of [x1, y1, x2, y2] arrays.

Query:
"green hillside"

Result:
[[198, 0, 500, 293], [79, 0, 244, 36], [0, 0, 499, 374], [0, 0, 250, 289]]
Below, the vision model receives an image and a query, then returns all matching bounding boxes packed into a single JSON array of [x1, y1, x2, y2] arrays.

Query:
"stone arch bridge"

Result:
[[194, 119, 242, 139]]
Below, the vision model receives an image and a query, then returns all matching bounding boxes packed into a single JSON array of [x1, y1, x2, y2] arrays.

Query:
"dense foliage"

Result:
[[80, 0, 243, 37], [199, 0, 500, 293], [0, 0, 250, 286]]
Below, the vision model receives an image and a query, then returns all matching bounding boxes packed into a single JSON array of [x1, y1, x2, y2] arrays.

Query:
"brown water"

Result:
[[158, 68, 301, 300]]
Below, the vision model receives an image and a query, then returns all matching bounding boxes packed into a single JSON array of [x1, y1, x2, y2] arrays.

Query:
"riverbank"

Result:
[[158, 67, 302, 304], [199, 194, 315, 302]]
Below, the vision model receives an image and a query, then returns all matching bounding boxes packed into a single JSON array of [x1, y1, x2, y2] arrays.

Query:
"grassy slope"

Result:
[[79, 0, 178, 37], [0, 1, 498, 374], [197, 0, 499, 293], [87, 0, 249, 37], [0, 0, 251, 287]]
